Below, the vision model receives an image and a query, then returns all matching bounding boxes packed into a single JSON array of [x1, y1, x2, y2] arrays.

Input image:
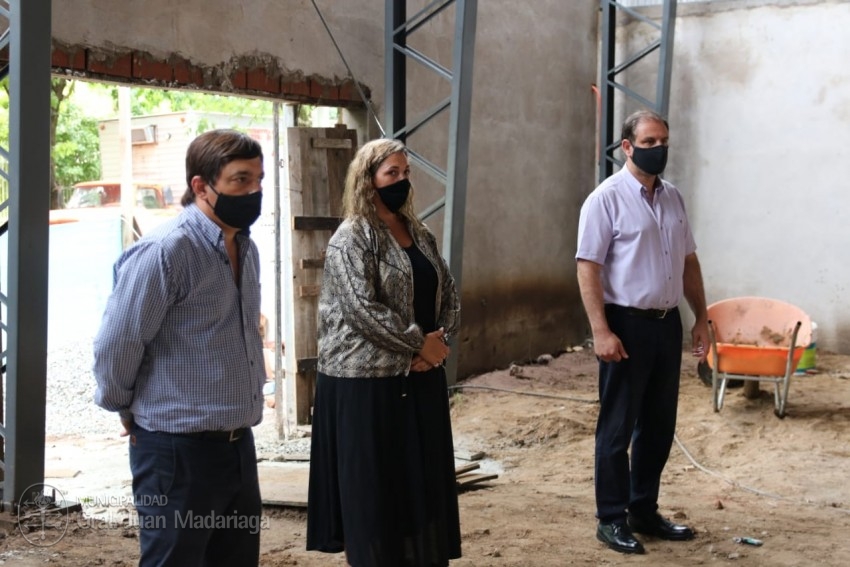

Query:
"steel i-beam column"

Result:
[[4, 0, 51, 508]]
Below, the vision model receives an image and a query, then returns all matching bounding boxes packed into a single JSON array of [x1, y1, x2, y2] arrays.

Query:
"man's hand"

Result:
[[691, 318, 710, 362], [594, 328, 629, 363], [120, 416, 134, 437]]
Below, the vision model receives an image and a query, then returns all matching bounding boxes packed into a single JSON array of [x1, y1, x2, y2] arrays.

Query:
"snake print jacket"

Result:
[[317, 216, 460, 378]]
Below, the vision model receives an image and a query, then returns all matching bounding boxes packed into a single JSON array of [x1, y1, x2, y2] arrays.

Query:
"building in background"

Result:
[[96, 111, 277, 200]]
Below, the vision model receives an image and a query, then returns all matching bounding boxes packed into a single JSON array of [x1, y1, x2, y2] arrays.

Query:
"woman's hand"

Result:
[[418, 328, 450, 367], [410, 355, 433, 372]]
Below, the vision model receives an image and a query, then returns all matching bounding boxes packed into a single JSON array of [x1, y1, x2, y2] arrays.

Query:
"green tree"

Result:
[[49, 79, 103, 209], [1, 77, 102, 209], [108, 85, 275, 126], [53, 99, 101, 192]]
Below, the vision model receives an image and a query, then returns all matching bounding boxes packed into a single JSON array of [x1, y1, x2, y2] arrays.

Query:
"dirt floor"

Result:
[[2, 347, 850, 566]]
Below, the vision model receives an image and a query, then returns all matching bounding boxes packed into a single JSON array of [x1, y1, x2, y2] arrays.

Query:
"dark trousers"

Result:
[[129, 425, 262, 567], [595, 305, 683, 523]]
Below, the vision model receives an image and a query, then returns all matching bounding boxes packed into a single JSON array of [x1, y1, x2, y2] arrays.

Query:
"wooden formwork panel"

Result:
[[282, 125, 357, 429]]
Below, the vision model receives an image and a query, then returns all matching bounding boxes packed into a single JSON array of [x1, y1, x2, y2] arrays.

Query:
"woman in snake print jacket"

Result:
[[307, 138, 463, 567]]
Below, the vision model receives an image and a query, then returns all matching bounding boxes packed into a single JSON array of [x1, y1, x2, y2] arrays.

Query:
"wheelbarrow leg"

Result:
[[775, 321, 802, 419]]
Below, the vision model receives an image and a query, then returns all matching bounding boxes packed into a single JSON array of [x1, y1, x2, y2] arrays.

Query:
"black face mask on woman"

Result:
[[209, 186, 263, 229], [376, 178, 411, 213], [631, 145, 668, 176]]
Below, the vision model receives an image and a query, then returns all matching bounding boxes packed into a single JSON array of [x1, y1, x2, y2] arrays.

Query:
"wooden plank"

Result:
[[298, 285, 321, 298], [297, 357, 318, 374], [312, 137, 353, 149], [456, 472, 499, 489], [284, 128, 314, 426], [324, 125, 357, 218], [304, 128, 330, 216], [300, 257, 325, 269], [261, 498, 308, 509], [454, 462, 481, 476], [272, 453, 311, 462], [45, 468, 81, 479], [454, 449, 486, 461], [283, 126, 356, 428], [292, 215, 342, 231], [257, 463, 309, 508]]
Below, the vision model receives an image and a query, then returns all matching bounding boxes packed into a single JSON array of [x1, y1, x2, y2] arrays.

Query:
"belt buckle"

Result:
[[228, 429, 242, 442], [655, 308, 668, 319]]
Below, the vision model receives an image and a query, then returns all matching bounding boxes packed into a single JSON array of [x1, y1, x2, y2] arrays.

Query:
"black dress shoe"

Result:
[[597, 521, 646, 554], [628, 513, 694, 541]]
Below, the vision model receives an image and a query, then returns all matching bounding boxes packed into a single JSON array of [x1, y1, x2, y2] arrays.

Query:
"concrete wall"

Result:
[[51, 0, 600, 378], [618, 0, 850, 354], [51, 1, 379, 108], [454, 1, 599, 371], [387, 1, 599, 373]]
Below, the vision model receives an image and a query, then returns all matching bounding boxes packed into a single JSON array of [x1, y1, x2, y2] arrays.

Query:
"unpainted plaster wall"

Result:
[[457, 1, 598, 371], [619, 0, 850, 354], [51, 1, 600, 378]]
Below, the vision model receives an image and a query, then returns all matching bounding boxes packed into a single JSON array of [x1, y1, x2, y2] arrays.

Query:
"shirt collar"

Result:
[[184, 202, 226, 247], [620, 166, 665, 196]]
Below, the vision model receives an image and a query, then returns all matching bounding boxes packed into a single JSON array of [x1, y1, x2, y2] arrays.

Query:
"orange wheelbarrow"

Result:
[[707, 297, 812, 418]]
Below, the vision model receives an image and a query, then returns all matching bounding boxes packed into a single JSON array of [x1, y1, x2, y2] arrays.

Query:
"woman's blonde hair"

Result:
[[342, 138, 424, 230]]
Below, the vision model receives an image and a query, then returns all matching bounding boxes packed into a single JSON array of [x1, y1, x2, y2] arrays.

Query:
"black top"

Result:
[[403, 242, 438, 333]]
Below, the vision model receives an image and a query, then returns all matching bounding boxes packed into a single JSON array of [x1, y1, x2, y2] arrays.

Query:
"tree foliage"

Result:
[[0, 77, 103, 208], [53, 100, 102, 189], [91, 84, 275, 127]]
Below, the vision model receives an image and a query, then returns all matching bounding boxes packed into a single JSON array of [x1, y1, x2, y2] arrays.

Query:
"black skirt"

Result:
[[306, 368, 462, 567]]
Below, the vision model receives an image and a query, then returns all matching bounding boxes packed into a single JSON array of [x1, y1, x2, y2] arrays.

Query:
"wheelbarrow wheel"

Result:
[[697, 360, 712, 386], [697, 361, 743, 388]]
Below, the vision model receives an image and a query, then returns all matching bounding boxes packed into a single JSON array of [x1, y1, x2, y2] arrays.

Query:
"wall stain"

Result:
[[457, 279, 587, 380]]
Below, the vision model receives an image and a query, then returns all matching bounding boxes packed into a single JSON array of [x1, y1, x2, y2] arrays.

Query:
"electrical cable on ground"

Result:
[[672, 433, 783, 499], [450, 375, 850, 514], [673, 433, 850, 514], [310, 0, 385, 136]]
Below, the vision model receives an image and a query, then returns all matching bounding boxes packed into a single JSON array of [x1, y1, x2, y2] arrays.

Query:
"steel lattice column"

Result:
[[598, 0, 677, 182], [385, 0, 477, 386]]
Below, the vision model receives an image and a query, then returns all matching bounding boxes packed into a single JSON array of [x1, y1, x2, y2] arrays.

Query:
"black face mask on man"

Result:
[[630, 145, 668, 176], [208, 185, 263, 229], [376, 178, 411, 213]]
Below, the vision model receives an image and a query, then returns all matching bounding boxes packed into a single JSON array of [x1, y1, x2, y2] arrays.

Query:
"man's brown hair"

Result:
[[181, 129, 263, 206]]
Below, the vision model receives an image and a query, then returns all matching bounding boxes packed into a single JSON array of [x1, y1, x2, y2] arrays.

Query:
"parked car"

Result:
[[50, 180, 180, 236]]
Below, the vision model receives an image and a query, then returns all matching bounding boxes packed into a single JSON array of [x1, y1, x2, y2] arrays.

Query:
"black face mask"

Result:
[[376, 178, 411, 213], [631, 145, 668, 176], [208, 186, 263, 229]]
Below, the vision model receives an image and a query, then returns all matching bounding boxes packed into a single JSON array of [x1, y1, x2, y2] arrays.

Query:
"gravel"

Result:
[[46, 336, 117, 439], [45, 334, 309, 459]]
